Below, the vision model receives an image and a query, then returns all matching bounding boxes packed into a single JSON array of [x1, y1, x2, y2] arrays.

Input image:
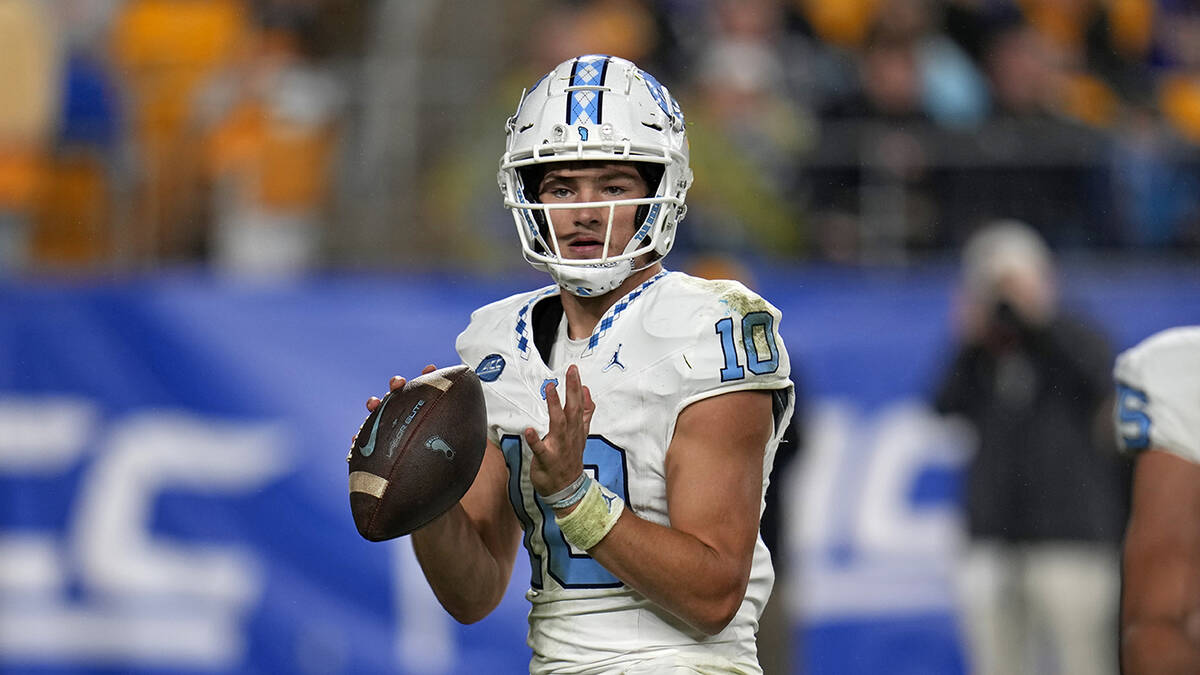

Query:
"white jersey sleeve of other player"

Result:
[[455, 271, 794, 674], [1113, 325, 1200, 463]]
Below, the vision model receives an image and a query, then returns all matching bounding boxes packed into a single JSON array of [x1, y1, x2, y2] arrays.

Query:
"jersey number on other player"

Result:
[[1115, 383, 1151, 451]]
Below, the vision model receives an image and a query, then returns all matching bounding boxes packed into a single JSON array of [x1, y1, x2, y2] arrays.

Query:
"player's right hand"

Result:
[[526, 364, 595, 504]]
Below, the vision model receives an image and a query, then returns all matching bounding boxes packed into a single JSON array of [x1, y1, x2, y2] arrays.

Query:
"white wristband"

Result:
[[538, 471, 589, 508], [555, 479, 624, 551]]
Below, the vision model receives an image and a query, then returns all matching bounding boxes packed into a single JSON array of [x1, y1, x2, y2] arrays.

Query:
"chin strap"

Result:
[[548, 258, 636, 297]]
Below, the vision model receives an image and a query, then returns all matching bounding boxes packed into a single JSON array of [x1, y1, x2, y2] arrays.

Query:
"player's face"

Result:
[[536, 162, 649, 261]]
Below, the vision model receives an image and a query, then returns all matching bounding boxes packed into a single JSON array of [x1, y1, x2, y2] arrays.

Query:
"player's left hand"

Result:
[[355, 364, 436, 445], [526, 364, 595, 500], [365, 364, 438, 413]]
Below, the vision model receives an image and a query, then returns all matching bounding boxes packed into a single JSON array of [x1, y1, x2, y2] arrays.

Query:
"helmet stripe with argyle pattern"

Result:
[[498, 55, 693, 297]]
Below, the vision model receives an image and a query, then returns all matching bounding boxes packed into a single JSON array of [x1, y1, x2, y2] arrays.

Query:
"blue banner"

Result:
[[0, 264, 1196, 674]]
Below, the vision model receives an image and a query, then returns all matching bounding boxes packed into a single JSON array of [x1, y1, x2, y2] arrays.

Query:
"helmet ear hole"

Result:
[[515, 165, 553, 253], [516, 166, 546, 204], [632, 162, 666, 248]]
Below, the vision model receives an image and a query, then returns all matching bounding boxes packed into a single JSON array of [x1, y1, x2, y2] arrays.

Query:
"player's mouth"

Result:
[[565, 236, 608, 258]]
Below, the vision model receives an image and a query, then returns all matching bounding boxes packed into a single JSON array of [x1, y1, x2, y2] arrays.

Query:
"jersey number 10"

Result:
[[715, 311, 780, 382]]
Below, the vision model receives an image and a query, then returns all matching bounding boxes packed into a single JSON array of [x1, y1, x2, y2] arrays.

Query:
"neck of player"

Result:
[[561, 262, 663, 340]]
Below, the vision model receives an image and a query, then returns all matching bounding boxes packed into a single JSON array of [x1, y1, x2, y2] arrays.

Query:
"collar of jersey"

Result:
[[513, 270, 669, 360], [581, 270, 668, 357]]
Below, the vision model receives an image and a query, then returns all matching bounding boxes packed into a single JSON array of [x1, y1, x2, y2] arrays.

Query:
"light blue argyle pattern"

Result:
[[583, 271, 667, 356], [568, 55, 608, 125]]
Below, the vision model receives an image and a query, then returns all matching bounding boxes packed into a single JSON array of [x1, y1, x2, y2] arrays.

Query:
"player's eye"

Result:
[[541, 187, 572, 200]]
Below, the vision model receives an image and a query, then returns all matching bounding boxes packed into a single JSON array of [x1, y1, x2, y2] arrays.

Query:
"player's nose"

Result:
[[568, 195, 606, 227]]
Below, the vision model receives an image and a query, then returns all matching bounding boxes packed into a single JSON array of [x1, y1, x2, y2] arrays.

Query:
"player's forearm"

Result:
[[411, 504, 508, 623], [1123, 622, 1200, 675], [586, 510, 752, 636]]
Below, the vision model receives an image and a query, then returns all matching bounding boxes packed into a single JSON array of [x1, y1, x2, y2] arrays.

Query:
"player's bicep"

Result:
[[459, 439, 522, 573], [1122, 449, 1200, 632], [665, 390, 773, 560]]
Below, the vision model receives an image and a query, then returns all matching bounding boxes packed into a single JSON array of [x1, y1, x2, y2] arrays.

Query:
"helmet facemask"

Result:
[[498, 55, 692, 297]]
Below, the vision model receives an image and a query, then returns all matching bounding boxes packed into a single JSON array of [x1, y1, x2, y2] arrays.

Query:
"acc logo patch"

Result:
[[476, 354, 505, 382]]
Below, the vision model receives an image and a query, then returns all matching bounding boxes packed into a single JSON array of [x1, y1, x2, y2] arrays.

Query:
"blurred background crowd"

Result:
[[4, 0, 1200, 278]]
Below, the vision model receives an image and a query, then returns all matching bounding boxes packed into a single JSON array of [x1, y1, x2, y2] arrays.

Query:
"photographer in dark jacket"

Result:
[[934, 220, 1127, 675]]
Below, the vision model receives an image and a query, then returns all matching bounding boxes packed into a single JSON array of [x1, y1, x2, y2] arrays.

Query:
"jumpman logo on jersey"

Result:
[[603, 344, 626, 372]]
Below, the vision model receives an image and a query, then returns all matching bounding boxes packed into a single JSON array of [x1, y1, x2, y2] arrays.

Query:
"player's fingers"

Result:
[[366, 396, 381, 412], [581, 385, 595, 430], [562, 365, 583, 418], [543, 379, 562, 411], [422, 364, 437, 375], [389, 376, 406, 392], [543, 380, 565, 430], [524, 427, 544, 454]]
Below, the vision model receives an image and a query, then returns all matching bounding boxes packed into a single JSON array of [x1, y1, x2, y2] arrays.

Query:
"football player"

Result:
[[368, 55, 794, 672], [1114, 326, 1200, 674]]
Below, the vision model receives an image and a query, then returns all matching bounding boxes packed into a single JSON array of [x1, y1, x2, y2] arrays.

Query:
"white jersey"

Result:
[[456, 270, 794, 674], [1113, 326, 1200, 463]]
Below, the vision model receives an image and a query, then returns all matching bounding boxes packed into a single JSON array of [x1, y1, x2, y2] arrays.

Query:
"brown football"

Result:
[[348, 365, 487, 541]]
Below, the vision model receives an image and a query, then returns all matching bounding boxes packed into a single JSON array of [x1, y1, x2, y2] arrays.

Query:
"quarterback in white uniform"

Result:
[[457, 271, 790, 672], [1113, 326, 1200, 674], [367, 55, 794, 673]]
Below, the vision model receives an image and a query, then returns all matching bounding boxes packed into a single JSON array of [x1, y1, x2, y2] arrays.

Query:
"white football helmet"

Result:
[[498, 55, 693, 297]]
